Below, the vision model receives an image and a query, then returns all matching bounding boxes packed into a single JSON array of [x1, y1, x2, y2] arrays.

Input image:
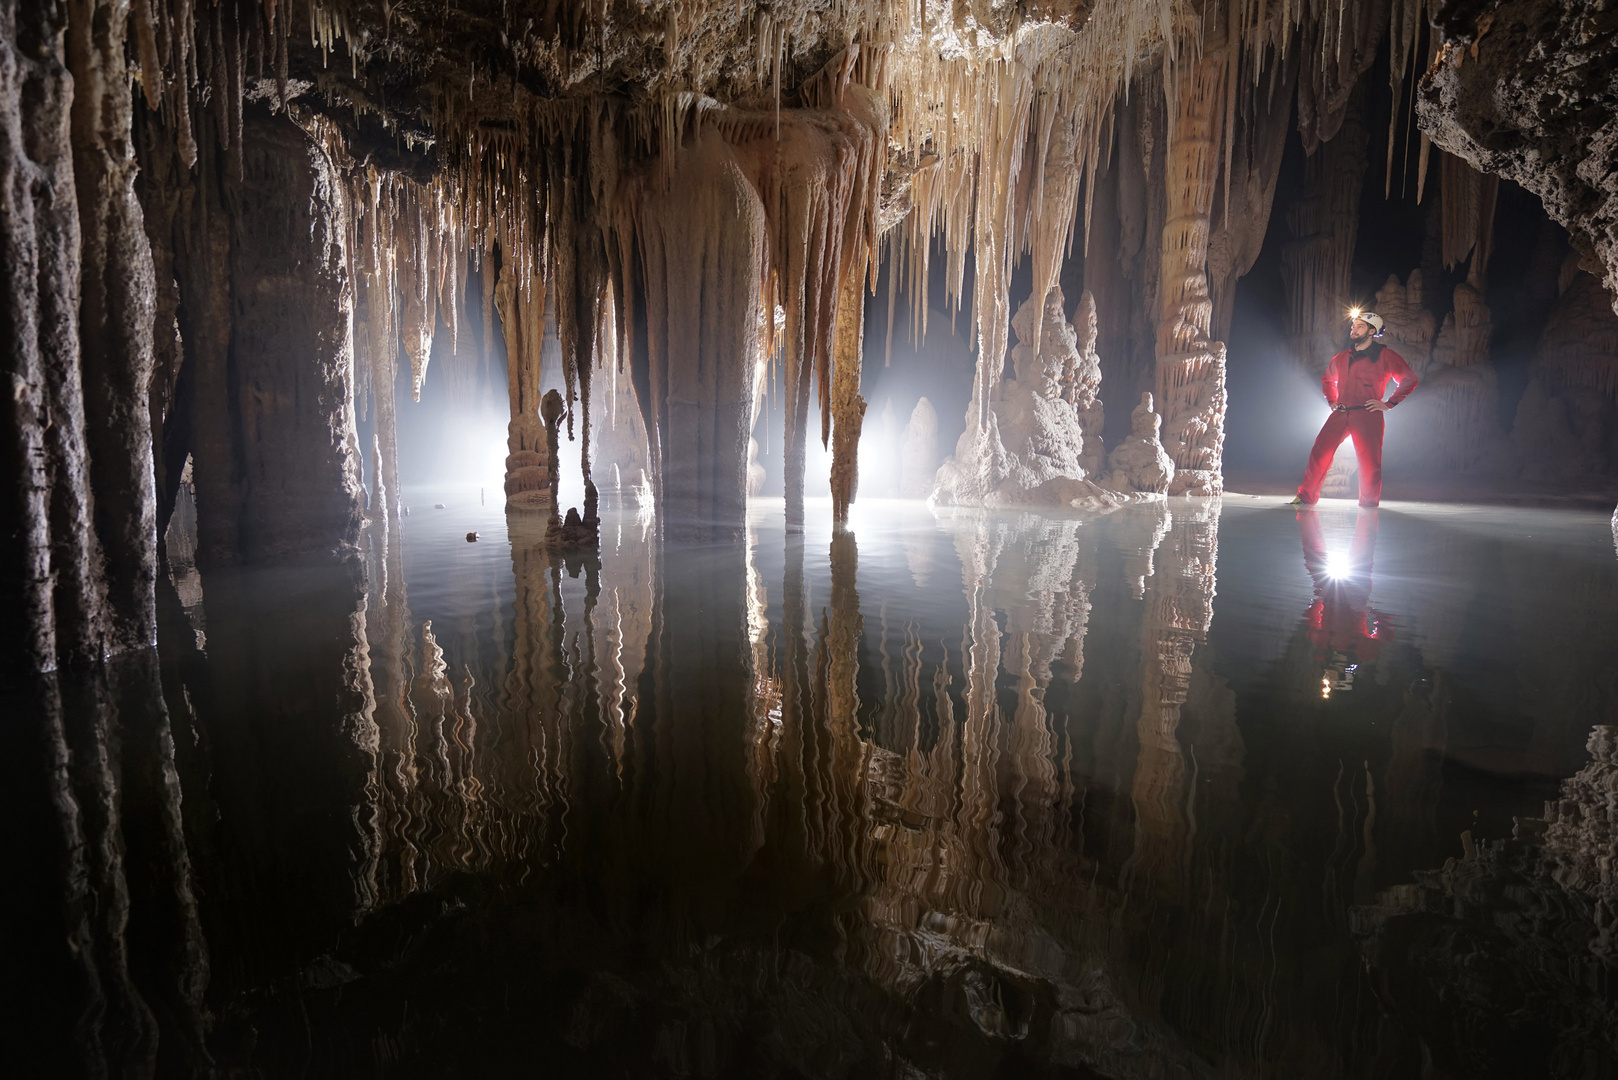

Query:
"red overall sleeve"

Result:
[[1321, 352, 1344, 406], [1382, 348, 1418, 406]]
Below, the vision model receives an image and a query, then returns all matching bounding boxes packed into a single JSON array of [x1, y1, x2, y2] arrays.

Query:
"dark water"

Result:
[[10, 493, 1618, 1078]]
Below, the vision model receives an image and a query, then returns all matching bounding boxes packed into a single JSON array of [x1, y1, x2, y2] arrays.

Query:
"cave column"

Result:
[[1155, 35, 1230, 496], [215, 111, 363, 560], [495, 257, 553, 512], [829, 249, 869, 525], [631, 129, 765, 536]]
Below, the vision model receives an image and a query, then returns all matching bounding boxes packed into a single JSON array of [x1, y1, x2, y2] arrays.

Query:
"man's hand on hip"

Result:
[[1365, 399, 1390, 413]]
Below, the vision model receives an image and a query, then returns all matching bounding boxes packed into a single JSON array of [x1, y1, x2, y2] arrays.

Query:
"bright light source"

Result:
[[1325, 550, 1352, 578], [1348, 307, 1361, 321]]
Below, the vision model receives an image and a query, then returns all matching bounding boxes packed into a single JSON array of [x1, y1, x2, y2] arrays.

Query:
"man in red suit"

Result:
[[1290, 311, 1419, 508]]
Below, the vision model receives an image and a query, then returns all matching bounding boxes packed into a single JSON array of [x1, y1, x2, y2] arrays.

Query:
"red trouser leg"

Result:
[[1297, 410, 1352, 502], [1347, 410, 1384, 504]]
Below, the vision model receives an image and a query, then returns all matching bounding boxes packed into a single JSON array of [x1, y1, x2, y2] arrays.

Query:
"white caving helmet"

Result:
[[1348, 308, 1385, 336]]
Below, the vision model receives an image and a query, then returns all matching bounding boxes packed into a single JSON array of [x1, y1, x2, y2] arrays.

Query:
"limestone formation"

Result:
[[1504, 268, 1618, 480], [898, 397, 939, 500], [1068, 291, 1106, 479], [1104, 393, 1175, 495], [933, 287, 1120, 510], [1156, 28, 1231, 496], [1424, 282, 1501, 471], [1373, 272, 1439, 374], [1419, 0, 1618, 306]]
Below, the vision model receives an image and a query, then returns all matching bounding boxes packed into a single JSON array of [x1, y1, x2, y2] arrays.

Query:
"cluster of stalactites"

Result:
[[126, 0, 1433, 517]]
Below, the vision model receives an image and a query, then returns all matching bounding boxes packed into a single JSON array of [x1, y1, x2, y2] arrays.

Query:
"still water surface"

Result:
[[17, 494, 1618, 1078]]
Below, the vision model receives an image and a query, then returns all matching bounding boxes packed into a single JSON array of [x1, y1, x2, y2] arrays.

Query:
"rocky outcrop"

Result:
[[1104, 393, 1175, 495], [1418, 0, 1618, 307]]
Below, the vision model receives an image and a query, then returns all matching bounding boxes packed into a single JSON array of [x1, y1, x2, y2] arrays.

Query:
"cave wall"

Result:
[[1419, 0, 1618, 305]]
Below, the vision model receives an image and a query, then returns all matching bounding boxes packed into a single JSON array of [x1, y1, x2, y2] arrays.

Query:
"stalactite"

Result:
[[1440, 150, 1500, 289], [1280, 84, 1370, 371]]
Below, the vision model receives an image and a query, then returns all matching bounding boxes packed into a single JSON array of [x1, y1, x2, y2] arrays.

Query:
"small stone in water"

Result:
[[466, 531, 479, 543], [434, 503, 447, 509]]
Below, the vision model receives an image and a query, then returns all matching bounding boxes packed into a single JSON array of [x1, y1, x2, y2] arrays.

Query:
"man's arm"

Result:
[[1321, 353, 1342, 406], [1383, 349, 1418, 406]]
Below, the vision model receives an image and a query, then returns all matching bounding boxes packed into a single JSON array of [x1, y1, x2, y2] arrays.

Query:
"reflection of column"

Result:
[[1128, 499, 1221, 895]]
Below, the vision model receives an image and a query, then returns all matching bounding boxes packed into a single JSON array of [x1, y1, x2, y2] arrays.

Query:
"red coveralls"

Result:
[[1296, 342, 1418, 505]]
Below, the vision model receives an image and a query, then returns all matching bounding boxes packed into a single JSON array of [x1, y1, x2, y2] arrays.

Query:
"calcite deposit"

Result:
[[933, 287, 1121, 510], [1104, 393, 1176, 495]]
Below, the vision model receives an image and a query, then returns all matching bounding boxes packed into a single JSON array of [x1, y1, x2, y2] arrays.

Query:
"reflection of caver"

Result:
[[1290, 312, 1419, 509], [1299, 508, 1391, 695]]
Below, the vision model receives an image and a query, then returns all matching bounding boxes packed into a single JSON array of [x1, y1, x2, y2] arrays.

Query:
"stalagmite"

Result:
[[934, 286, 1119, 510], [898, 397, 939, 500], [1104, 393, 1174, 495], [1373, 271, 1438, 374], [1069, 290, 1107, 479], [1155, 32, 1229, 496]]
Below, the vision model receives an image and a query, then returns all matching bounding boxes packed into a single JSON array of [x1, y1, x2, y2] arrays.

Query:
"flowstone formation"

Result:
[[933, 287, 1121, 510]]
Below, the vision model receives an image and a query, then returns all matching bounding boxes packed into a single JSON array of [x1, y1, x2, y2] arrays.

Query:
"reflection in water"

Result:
[[1299, 508, 1389, 697], [10, 498, 1618, 1076]]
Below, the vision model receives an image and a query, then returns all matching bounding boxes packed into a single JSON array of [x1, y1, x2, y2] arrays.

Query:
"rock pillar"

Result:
[[1156, 38, 1230, 496], [223, 113, 364, 560]]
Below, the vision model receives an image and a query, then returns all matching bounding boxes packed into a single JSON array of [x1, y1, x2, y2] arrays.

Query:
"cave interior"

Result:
[[5, 0, 1618, 1075]]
